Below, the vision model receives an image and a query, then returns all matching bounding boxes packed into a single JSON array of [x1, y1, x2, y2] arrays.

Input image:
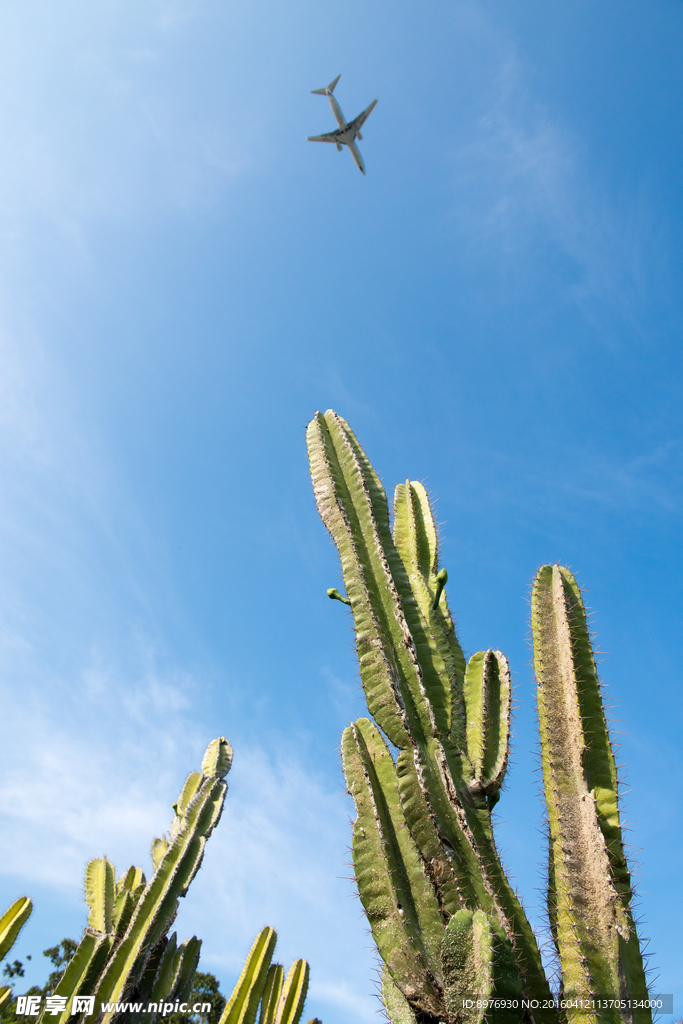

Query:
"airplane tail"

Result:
[[311, 74, 341, 96]]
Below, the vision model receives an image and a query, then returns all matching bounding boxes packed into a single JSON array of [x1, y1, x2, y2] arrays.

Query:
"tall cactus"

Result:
[[307, 410, 651, 1024], [531, 567, 649, 1019]]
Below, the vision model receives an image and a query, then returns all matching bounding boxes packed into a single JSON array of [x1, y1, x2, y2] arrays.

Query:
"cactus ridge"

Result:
[[308, 411, 651, 1024], [221, 927, 278, 1024], [273, 959, 310, 1024]]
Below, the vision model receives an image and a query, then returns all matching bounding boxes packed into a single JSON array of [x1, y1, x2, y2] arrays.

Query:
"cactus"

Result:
[[0, 897, 33, 1009], [27, 738, 319, 1024], [307, 410, 651, 1024], [37, 737, 233, 1024], [219, 927, 316, 1024], [531, 567, 649, 1018]]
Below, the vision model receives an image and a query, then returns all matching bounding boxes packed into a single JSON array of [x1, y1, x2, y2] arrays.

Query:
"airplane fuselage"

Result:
[[327, 93, 348, 130]]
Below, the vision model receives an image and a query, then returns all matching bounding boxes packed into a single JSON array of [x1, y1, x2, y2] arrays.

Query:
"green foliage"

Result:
[[307, 410, 651, 1024], [42, 941, 79, 995], [0, 940, 76, 1023], [2, 963, 25, 982]]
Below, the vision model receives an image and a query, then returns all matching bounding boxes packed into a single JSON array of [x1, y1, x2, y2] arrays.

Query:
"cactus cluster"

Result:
[[221, 926, 318, 1024], [36, 737, 233, 1024], [1, 740, 319, 1024], [307, 410, 650, 1024]]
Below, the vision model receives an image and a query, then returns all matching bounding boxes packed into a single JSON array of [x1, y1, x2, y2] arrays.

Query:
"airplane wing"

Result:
[[347, 98, 377, 134], [307, 131, 342, 143]]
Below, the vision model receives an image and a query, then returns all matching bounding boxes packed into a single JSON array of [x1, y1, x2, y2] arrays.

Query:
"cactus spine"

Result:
[[307, 410, 651, 1024]]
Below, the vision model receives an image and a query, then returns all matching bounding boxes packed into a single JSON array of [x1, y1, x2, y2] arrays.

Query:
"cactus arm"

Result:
[[151, 837, 170, 871], [84, 859, 115, 934], [307, 410, 414, 749], [149, 932, 179, 1003], [342, 721, 446, 1019], [442, 909, 493, 1024], [273, 960, 309, 1024], [173, 773, 204, 819], [351, 720, 445, 968], [392, 482, 458, 742], [112, 890, 136, 940], [463, 652, 511, 803], [46, 933, 112, 1024], [393, 481, 438, 581], [0, 896, 32, 962], [202, 737, 234, 777], [167, 937, 202, 1005], [392, 481, 468, 748], [220, 927, 278, 1024], [259, 965, 285, 1024], [442, 910, 524, 1024], [548, 572, 633, 900], [532, 566, 650, 1020]]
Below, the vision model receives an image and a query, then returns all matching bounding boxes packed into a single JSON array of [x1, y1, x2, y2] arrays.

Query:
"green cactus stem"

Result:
[[221, 927, 278, 1024], [307, 411, 554, 1022], [0, 897, 33, 1009], [0, 897, 32, 964], [531, 565, 650, 1022], [219, 928, 313, 1024], [308, 410, 652, 1024]]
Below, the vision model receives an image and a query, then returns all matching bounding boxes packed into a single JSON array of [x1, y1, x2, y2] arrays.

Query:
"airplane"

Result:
[[307, 75, 377, 174]]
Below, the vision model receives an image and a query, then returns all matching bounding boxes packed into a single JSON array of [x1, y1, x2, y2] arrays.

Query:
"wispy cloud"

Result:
[[450, 42, 658, 337]]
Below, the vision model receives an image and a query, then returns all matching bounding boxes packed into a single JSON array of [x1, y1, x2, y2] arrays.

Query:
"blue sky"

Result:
[[0, 1, 681, 1021]]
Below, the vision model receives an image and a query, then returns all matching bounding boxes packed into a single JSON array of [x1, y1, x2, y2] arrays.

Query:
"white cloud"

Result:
[[0, 655, 377, 1023]]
